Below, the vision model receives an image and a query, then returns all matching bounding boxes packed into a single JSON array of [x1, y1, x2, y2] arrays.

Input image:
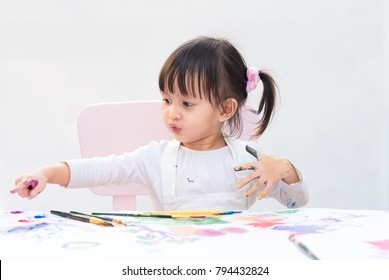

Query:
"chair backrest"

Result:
[[77, 100, 260, 210]]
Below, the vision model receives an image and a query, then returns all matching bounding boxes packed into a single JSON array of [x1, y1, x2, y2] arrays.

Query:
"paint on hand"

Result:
[[234, 165, 255, 171], [245, 145, 258, 160], [24, 179, 39, 190], [257, 191, 266, 200]]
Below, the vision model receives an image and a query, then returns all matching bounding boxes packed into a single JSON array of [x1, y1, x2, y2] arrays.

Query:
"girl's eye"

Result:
[[183, 101, 193, 107], [162, 98, 172, 104]]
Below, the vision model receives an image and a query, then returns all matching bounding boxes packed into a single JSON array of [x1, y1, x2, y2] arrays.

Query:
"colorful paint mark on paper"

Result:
[[126, 217, 228, 226], [33, 214, 46, 219], [366, 239, 389, 251], [17, 219, 35, 223], [272, 224, 328, 234], [275, 209, 300, 215], [169, 226, 246, 237], [220, 227, 246, 234], [248, 218, 285, 228], [6, 222, 53, 235], [9, 211, 24, 214]]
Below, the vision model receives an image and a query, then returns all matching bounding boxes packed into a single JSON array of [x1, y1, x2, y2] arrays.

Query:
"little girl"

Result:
[[11, 36, 308, 210]]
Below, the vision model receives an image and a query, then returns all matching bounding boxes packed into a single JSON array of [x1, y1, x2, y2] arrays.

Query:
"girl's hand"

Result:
[[10, 174, 48, 200], [234, 145, 297, 200]]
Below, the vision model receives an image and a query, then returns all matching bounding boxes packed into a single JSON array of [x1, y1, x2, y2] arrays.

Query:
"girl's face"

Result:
[[161, 89, 226, 151]]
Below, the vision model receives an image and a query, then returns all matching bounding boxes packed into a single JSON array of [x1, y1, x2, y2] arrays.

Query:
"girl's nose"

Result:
[[168, 105, 181, 120]]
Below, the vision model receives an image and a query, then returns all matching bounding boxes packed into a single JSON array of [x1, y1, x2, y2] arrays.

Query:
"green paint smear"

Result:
[[274, 209, 300, 215], [134, 217, 228, 226]]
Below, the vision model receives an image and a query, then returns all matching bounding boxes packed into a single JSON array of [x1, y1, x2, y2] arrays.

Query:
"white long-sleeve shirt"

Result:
[[65, 137, 308, 210]]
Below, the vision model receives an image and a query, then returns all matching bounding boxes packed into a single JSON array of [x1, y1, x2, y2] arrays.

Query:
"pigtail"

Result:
[[253, 71, 277, 137]]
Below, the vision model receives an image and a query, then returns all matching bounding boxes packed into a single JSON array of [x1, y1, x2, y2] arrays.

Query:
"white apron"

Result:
[[160, 137, 258, 211]]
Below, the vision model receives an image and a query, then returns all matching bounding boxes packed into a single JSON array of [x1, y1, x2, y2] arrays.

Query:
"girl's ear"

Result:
[[218, 98, 238, 122]]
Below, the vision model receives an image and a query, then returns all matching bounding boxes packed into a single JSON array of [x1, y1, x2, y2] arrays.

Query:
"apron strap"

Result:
[[161, 140, 180, 201]]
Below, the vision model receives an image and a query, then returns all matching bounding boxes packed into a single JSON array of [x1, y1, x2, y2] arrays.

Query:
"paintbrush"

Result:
[[91, 212, 206, 219], [70, 211, 127, 226], [50, 210, 114, 227], [289, 234, 319, 260], [144, 210, 241, 216]]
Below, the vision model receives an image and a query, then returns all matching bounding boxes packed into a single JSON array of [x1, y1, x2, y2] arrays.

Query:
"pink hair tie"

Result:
[[246, 67, 260, 92]]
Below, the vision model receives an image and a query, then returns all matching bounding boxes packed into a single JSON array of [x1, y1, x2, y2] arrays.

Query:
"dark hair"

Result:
[[158, 36, 277, 138]]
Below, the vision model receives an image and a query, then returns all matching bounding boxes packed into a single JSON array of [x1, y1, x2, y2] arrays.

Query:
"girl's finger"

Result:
[[257, 180, 275, 200], [9, 188, 17, 194], [28, 187, 43, 199], [14, 176, 23, 186], [244, 179, 263, 197], [10, 176, 25, 193], [28, 192, 38, 200], [18, 187, 29, 198], [236, 172, 260, 189]]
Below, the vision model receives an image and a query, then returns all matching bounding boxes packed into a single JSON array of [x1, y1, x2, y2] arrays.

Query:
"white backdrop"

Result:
[[0, 0, 388, 212]]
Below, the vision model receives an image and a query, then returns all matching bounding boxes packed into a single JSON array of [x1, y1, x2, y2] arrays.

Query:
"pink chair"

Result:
[[77, 101, 172, 210], [77, 100, 260, 210]]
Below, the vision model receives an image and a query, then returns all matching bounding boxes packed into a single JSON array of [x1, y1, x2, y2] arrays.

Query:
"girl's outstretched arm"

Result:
[[10, 162, 70, 199]]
